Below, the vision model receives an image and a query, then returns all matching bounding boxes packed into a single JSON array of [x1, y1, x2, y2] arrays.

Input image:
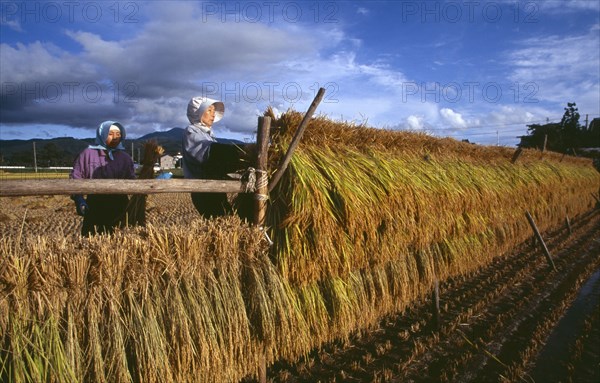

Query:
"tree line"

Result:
[[518, 102, 599, 156]]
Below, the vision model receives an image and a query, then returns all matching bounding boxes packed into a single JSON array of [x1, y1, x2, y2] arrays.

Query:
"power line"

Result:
[[427, 113, 600, 133], [426, 118, 560, 132]]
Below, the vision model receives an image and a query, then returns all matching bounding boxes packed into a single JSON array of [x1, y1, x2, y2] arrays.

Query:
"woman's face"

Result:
[[201, 105, 216, 127], [105, 126, 122, 148]]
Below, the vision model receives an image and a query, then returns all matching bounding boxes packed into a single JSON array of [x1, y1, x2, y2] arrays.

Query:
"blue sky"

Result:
[[1, 0, 599, 146]]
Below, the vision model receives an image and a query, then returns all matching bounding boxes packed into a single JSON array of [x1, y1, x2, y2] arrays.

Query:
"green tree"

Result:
[[11, 150, 34, 166], [519, 102, 595, 154], [38, 142, 63, 167], [560, 102, 581, 152], [521, 122, 562, 151]]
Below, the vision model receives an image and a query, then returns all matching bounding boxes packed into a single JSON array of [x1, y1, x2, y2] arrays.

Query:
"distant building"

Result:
[[160, 155, 175, 169], [159, 153, 183, 169]]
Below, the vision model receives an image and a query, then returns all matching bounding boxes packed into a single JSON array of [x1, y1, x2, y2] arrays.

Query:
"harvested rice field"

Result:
[[253, 208, 600, 383], [0, 193, 599, 382], [0, 193, 199, 240], [1, 111, 599, 382]]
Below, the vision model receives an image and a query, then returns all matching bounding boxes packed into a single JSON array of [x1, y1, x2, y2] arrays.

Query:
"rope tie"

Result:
[[254, 168, 269, 201], [254, 169, 268, 190], [243, 167, 257, 193], [242, 168, 269, 201]]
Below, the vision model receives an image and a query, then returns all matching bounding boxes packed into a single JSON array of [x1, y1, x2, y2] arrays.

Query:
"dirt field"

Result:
[[1, 193, 598, 383], [0, 193, 198, 239], [259, 208, 600, 383]]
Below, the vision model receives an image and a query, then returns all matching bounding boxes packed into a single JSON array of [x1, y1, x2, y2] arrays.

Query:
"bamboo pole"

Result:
[[254, 116, 271, 383], [525, 211, 557, 271], [432, 278, 440, 331], [0, 179, 243, 196], [267, 87, 326, 193]]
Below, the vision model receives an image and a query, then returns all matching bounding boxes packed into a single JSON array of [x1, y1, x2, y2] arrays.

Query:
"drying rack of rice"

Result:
[[1, 110, 598, 382]]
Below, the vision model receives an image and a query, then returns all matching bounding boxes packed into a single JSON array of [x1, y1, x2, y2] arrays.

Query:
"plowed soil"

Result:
[[1, 194, 599, 383], [262, 208, 600, 383]]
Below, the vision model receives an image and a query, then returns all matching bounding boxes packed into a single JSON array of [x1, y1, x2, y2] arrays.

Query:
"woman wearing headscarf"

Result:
[[182, 96, 233, 218], [71, 121, 136, 236], [182, 96, 254, 219]]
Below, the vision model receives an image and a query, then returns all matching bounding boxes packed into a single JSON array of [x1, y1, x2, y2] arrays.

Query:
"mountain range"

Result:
[[0, 128, 185, 167]]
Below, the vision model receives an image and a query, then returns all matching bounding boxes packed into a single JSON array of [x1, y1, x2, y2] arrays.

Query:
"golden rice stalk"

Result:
[[1, 109, 598, 383]]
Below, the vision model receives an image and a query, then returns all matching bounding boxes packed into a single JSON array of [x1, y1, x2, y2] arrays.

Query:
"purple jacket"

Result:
[[71, 148, 135, 180]]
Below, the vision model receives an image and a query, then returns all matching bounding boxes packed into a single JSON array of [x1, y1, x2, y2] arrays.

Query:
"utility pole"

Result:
[[585, 114, 589, 129], [496, 130, 499, 146], [542, 134, 548, 152], [33, 141, 38, 173]]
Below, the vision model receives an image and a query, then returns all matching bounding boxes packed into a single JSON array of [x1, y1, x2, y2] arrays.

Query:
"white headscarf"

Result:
[[186, 97, 225, 134]]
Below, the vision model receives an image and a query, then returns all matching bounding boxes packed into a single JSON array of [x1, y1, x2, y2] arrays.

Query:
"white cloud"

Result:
[[1, 19, 22, 32], [2, 0, 597, 145], [0, 41, 97, 84], [0, 1, 418, 140], [506, 27, 600, 115], [440, 108, 467, 129], [406, 115, 425, 130], [508, 33, 598, 84], [0, 2, 344, 135], [538, 0, 600, 13]]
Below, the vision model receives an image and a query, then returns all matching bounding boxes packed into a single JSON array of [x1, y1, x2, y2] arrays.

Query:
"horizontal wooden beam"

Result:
[[0, 179, 244, 197]]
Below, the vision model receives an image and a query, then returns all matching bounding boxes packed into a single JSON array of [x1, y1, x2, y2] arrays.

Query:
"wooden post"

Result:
[[525, 211, 557, 271], [255, 116, 271, 227], [432, 278, 440, 331], [0, 179, 243, 196], [255, 116, 271, 383], [511, 147, 523, 164], [267, 87, 326, 193]]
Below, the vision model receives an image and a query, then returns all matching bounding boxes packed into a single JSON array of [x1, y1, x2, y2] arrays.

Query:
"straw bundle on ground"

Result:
[[1, 110, 598, 382]]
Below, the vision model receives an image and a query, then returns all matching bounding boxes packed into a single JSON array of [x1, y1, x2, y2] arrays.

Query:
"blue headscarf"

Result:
[[88, 121, 126, 160]]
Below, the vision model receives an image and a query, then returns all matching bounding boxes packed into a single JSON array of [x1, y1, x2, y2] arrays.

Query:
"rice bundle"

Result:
[[1, 110, 598, 382], [262, 108, 598, 353], [0, 218, 278, 383], [125, 141, 165, 226]]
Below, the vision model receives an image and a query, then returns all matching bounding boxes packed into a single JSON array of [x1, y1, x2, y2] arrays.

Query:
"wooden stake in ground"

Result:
[[525, 211, 557, 271], [268, 87, 326, 193], [254, 116, 271, 227], [432, 278, 440, 331], [511, 147, 523, 164], [254, 116, 271, 383]]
